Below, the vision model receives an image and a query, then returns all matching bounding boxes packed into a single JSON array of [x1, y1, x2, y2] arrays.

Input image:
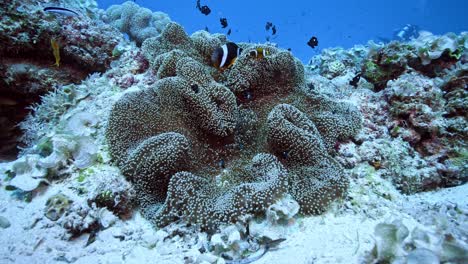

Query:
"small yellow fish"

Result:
[[247, 48, 270, 59], [50, 38, 60, 67]]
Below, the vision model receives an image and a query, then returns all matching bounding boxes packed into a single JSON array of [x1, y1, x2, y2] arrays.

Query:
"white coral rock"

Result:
[[6, 154, 49, 191]]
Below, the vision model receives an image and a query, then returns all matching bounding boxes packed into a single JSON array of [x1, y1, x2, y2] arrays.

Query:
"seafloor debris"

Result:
[[45, 193, 73, 221], [364, 220, 468, 263]]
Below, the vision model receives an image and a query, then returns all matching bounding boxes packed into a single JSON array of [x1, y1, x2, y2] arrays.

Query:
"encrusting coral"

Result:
[[307, 31, 467, 195], [361, 32, 467, 91], [105, 22, 363, 232]]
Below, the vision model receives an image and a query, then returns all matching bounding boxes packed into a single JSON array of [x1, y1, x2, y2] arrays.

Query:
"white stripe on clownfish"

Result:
[[220, 44, 229, 68]]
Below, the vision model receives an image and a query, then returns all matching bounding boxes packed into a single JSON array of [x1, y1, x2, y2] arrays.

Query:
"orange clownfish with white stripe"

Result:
[[211, 42, 243, 71]]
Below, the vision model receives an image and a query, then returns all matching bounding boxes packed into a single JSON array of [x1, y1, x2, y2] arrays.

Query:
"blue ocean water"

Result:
[[98, 0, 468, 62]]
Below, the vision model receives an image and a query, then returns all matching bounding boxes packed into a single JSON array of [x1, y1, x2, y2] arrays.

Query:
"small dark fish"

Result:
[[204, 26, 209, 32], [43, 6, 80, 17], [219, 159, 225, 169], [272, 25, 277, 35], [196, 0, 211, 16], [307, 36, 319, 48], [200, 6, 211, 15], [265, 22, 273, 31], [287, 48, 291, 51], [220, 18, 228, 28], [349, 72, 362, 88], [191, 84, 199, 93], [227, 28, 232, 36], [266, 36, 270, 42]]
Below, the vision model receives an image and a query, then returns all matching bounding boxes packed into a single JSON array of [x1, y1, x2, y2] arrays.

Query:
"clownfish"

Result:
[[247, 48, 270, 59], [211, 42, 242, 70]]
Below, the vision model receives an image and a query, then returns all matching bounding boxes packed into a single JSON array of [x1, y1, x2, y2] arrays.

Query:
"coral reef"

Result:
[[0, 1, 466, 261], [308, 45, 368, 79], [315, 32, 468, 194], [414, 31, 466, 66], [384, 70, 467, 191], [19, 70, 115, 147], [106, 22, 362, 232], [1, 0, 120, 72], [341, 71, 467, 194], [357, 138, 440, 194], [360, 32, 467, 91], [103, 1, 171, 46], [0, 0, 123, 159], [0, 69, 126, 200], [361, 41, 411, 91]]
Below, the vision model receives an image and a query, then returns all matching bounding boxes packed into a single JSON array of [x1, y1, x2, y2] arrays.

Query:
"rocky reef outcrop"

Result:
[[309, 31, 467, 194], [0, 0, 123, 159]]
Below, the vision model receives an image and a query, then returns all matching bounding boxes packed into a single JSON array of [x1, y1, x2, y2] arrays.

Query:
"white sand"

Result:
[[1, 159, 466, 264]]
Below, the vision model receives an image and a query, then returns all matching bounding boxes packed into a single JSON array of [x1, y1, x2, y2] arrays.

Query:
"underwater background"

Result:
[[99, 0, 468, 62], [0, 0, 467, 263]]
